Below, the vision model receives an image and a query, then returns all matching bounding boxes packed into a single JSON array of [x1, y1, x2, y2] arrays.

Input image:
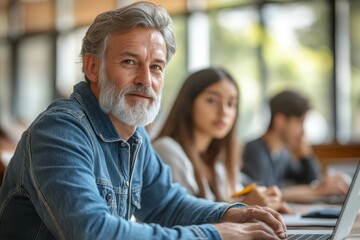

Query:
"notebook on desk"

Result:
[[286, 161, 360, 240]]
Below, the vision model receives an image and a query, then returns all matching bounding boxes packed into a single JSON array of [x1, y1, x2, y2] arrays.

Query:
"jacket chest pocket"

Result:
[[97, 183, 117, 215], [129, 186, 142, 216], [117, 184, 142, 219], [97, 180, 142, 218]]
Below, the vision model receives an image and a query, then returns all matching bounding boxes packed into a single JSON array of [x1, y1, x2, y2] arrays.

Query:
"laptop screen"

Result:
[[331, 161, 360, 240]]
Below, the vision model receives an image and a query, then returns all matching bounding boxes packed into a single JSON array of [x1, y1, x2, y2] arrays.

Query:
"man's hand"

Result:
[[313, 173, 350, 196], [215, 205, 288, 240], [290, 135, 313, 160]]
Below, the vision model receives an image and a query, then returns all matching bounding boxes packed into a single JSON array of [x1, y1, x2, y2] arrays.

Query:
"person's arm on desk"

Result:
[[282, 174, 350, 203], [231, 184, 294, 214]]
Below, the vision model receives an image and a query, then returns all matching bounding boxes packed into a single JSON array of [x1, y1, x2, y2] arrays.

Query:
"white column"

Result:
[[335, 0, 351, 144], [187, 0, 210, 72]]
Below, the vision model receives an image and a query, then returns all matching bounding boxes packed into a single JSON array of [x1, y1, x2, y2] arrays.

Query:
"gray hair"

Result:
[[80, 1, 176, 71]]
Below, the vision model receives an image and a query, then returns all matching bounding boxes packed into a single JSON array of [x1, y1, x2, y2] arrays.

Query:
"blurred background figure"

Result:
[[153, 67, 292, 213], [0, 126, 16, 186], [242, 90, 350, 203]]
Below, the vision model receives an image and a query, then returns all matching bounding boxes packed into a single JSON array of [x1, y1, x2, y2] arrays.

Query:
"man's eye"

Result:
[[152, 65, 163, 71], [123, 60, 135, 65]]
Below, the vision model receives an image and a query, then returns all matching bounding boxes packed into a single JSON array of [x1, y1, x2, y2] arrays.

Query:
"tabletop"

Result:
[[287, 202, 360, 239]]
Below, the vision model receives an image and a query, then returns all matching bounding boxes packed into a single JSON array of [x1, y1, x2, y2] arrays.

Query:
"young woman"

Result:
[[153, 67, 291, 213]]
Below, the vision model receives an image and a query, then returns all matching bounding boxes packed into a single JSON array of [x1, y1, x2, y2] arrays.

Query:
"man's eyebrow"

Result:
[[119, 51, 139, 58], [119, 51, 166, 65], [153, 58, 166, 66]]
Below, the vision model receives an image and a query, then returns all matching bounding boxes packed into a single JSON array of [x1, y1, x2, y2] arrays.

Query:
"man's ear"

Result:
[[83, 53, 100, 83], [273, 113, 287, 130]]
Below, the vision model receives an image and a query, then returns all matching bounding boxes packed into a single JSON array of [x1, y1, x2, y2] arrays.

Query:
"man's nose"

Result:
[[135, 66, 152, 87]]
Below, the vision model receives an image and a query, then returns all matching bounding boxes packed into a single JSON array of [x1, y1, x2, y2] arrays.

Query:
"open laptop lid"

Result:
[[331, 161, 360, 240]]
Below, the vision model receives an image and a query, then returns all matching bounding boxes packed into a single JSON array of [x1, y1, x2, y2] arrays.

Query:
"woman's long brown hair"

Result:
[[154, 67, 240, 201]]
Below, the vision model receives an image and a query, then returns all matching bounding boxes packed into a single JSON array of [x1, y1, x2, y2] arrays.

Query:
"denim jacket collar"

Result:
[[70, 81, 141, 143]]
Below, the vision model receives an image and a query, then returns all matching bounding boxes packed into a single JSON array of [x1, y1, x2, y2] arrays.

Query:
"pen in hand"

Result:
[[232, 184, 256, 198]]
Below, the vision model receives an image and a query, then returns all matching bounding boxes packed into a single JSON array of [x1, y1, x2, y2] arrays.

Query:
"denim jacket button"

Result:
[[106, 193, 112, 202]]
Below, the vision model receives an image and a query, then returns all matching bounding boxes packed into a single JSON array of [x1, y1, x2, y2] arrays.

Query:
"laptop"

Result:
[[286, 161, 360, 240]]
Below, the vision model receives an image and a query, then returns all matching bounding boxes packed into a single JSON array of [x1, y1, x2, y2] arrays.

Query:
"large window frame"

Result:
[[1, 0, 359, 145]]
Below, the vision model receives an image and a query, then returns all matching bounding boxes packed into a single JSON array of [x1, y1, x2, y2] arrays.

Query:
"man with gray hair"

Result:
[[0, 2, 287, 239]]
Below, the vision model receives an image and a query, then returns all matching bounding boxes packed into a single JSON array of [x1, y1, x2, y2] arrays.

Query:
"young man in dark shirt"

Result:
[[242, 90, 349, 202]]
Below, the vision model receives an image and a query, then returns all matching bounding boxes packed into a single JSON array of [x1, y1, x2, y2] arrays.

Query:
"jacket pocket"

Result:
[[131, 188, 141, 210], [128, 185, 142, 219], [97, 183, 117, 215]]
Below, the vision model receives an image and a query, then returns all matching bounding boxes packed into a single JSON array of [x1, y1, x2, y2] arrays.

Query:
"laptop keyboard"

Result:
[[286, 234, 331, 240]]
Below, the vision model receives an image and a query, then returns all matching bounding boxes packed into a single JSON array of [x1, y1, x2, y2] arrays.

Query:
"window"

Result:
[[15, 35, 53, 124], [56, 27, 87, 97], [350, 0, 360, 142], [263, 1, 333, 144], [209, 6, 264, 141], [162, 15, 188, 113], [208, 1, 335, 144], [0, 40, 11, 124], [2, 0, 360, 145]]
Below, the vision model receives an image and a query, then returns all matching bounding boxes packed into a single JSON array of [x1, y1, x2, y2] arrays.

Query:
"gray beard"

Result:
[[98, 66, 162, 127]]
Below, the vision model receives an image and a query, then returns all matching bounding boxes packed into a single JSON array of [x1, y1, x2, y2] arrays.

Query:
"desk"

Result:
[[288, 203, 360, 239]]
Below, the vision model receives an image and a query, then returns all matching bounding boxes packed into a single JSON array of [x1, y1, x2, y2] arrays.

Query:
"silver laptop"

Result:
[[286, 161, 360, 240]]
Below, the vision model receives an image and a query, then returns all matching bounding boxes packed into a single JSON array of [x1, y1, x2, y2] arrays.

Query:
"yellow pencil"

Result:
[[232, 184, 256, 198]]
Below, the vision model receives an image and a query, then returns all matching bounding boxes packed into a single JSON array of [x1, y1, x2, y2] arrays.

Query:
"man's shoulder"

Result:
[[244, 137, 264, 149], [243, 137, 269, 161], [32, 98, 89, 125], [47, 98, 84, 115], [28, 98, 87, 133]]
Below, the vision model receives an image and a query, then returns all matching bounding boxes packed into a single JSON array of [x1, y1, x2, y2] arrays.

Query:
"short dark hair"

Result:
[[268, 90, 311, 128]]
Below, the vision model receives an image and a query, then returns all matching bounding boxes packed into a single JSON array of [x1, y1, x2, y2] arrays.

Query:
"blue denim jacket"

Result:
[[0, 82, 241, 240]]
